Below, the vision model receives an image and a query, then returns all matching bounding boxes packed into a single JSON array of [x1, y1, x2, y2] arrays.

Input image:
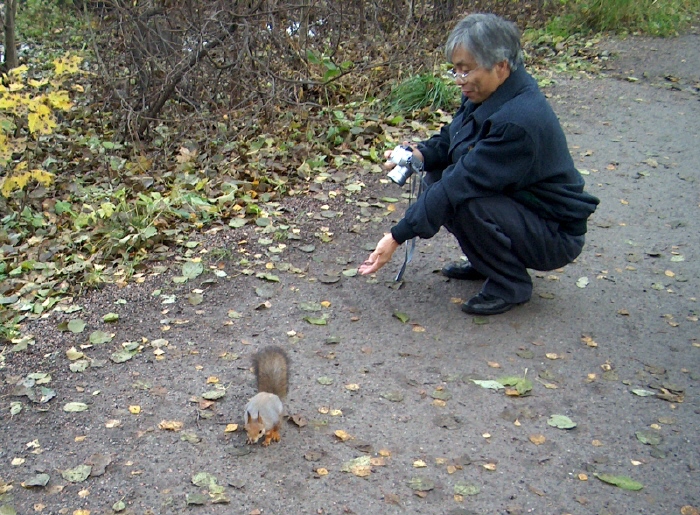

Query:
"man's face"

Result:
[[450, 46, 510, 104]]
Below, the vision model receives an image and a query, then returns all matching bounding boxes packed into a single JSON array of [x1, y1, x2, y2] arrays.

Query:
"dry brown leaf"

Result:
[[529, 434, 546, 445], [334, 430, 353, 441], [158, 420, 183, 431]]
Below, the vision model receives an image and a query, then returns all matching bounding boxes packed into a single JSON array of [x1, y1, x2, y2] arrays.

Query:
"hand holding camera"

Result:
[[385, 145, 424, 186]]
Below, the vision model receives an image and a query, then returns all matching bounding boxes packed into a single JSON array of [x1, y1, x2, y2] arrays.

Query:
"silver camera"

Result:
[[387, 145, 422, 186]]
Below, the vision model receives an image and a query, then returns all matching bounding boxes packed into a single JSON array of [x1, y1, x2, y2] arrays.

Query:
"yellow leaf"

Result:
[[158, 420, 183, 431], [529, 434, 546, 445], [28, 78, 50, 88], [53, 54, 83, 76], [0, 94, 18, 111], [31, 168, 54, 187], [315, 467, 329, 476], [128, 405, 141, 414], [9, 64, 28, 76], [412, 460, 427, 468], [334, 429, 352, 441], [28, 111, 57, 135], [48, 90, 73, 111], [224, 423, 238, 433]]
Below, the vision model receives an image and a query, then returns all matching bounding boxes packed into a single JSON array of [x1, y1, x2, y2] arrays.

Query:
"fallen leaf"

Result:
[[334, 430, 353, 442], [61, 465, 92, 483], [547, 414, 577, 429], [529, 434, 546, 445], [158, 420, 184, 431], [406, 476, 435, 492], [63, 402, 89, 412], [593, 473, 643, 491]]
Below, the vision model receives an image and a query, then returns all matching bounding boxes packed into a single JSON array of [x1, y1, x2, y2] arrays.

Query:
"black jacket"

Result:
[[391, 66, 599, 244]]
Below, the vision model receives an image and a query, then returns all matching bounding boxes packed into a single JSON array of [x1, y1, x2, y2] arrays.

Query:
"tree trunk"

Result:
[[4, 0, 18, 70]]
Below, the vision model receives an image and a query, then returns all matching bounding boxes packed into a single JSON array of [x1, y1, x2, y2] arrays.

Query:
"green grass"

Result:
[[16, 0, 87, 46], [387, 73, 460, 113], [548, 0, 700, 36]]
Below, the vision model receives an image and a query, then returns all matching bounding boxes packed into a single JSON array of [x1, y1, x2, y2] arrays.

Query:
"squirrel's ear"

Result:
[[246, 412, 252, 424]]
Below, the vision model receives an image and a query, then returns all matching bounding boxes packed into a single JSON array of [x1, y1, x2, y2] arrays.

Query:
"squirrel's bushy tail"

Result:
[[253, 346, 289, 398]]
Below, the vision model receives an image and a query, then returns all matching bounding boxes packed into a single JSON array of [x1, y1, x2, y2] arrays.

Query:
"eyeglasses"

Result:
[[446, 68, 479, 81]]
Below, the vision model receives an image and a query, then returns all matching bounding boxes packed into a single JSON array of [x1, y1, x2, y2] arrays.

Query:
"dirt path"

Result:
[[2, 31, 699, 515]]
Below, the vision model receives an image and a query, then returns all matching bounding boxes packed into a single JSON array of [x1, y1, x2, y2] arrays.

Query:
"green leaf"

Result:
[[201, 390, 226, 400], [547, 414, 577, 429], [112, 500, 126, 512], [317, 376, 333, 385], [63, 402, 89, 412], [182, 261, 204, 280], [498, 375, 533, 395], [304, 316, 327, 325], [192, 471, 219, 488], [90, 330, 114, 344], [471, 379, 504, 390], [593, 473, 644, 491], [631, 389, 655, 397], [454, 482, 480, 496], [0, 505, 17, 515], [407, 476, 435, 492], [111, 349, 136, 363], [103, 312, 119, 322], [67, 319, 86, 333], [21, 473, 50, 487], [256, 272, 280, 282], [393, 311, 410, 323], [635, 430, 662, 445], [185, 493, 208, 505], [61, 464, 92, 483]]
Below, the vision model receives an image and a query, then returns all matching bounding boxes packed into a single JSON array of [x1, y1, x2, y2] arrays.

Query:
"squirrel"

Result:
[[244, 346, 290, 446]]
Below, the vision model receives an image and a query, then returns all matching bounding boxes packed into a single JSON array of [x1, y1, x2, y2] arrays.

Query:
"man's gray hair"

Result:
[[445, 13, 524, 71]]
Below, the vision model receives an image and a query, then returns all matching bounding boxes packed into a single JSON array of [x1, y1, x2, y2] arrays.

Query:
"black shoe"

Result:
[[441, 262, 486, 280], [461, 293, 520, 316]]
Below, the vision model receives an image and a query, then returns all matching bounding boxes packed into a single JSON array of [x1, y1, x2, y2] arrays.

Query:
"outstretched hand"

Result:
[[358, 233, 400, 275]]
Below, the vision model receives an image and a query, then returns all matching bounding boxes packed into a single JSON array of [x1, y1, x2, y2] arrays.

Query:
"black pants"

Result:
[[444, 195, 585, 304]]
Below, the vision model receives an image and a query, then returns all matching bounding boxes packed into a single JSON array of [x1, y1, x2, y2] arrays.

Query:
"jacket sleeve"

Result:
[[417, 100, 468, 173], [391, 122, 535, 244]]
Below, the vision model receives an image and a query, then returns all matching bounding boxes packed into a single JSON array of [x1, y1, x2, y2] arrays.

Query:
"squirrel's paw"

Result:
[[263, 428, 281, 446]]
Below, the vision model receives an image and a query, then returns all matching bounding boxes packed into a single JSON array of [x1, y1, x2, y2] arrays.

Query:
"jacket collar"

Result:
[[467, 66, 532, 125]]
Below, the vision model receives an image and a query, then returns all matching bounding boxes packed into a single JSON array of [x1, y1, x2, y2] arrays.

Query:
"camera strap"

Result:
[[395, 171, 425, 282]]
